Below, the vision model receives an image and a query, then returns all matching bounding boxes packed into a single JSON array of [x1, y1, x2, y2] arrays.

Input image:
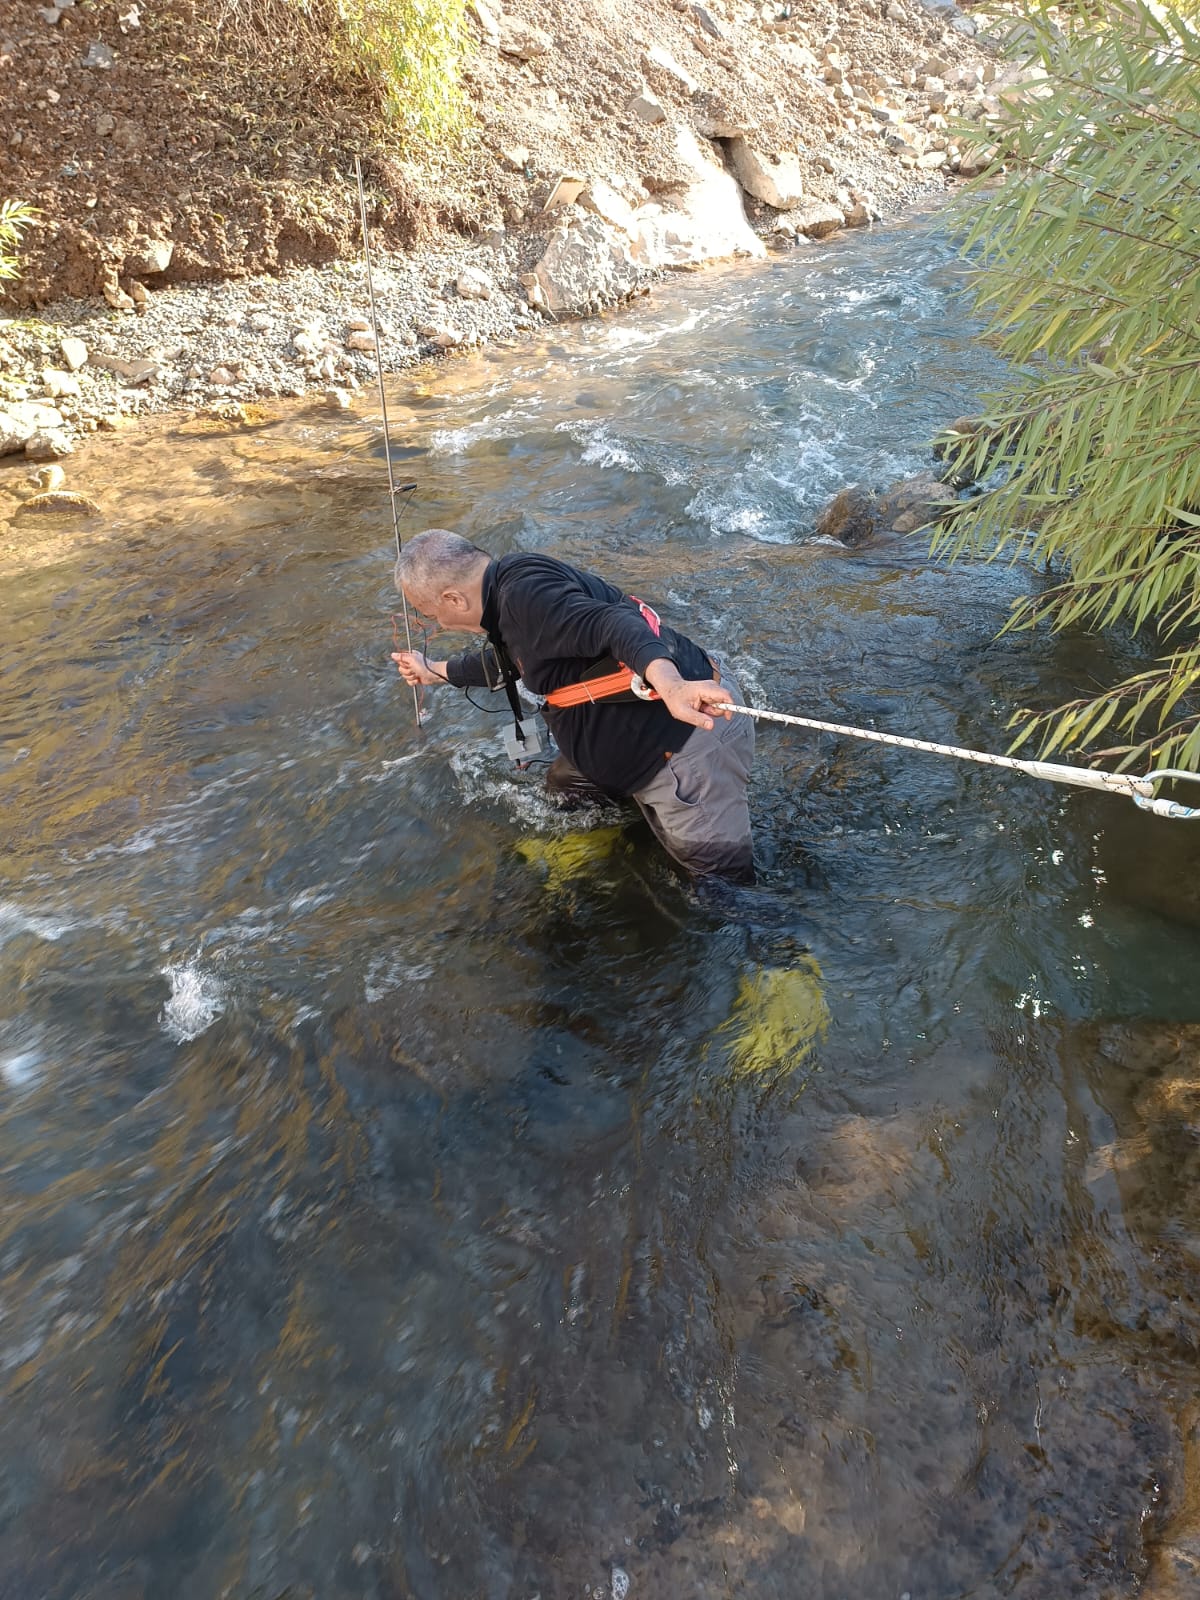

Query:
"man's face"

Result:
[[403, 584, 483, 634]]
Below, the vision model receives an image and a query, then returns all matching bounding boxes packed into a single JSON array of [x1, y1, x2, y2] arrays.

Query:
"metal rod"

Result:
[[355, 155, 420, 726]]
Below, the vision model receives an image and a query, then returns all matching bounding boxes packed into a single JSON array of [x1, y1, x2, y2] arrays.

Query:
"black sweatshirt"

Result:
[[443, 553, 714, 795]]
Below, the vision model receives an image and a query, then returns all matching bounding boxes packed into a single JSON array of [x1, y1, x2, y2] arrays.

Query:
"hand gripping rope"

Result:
[[699, 698, 1200, 821]]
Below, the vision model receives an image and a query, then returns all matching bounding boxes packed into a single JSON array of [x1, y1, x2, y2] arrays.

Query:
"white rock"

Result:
[[418, 322, 464, 348], [0, 412, 35, 456], [59, 336, 88, 371], [456, 266, 494, 300], [580, 178, 637, 234], [499, 145, 530, 171], [917, 150, 948, 168], [25, 429, 75, 461], [543, 174, 587, 211], [633, 125, 766, 268], [324, 388, 354, 412], [498, 15, 551, 57], [345, 330, 376, 351], [726, 138, 805, 209], [207, 364, 238, 385], [118, 4, 140, 31], [42, 368, 81, 398], [627, 90, 668, 124], [7, 401, 65, 431], [643, 45, 697, 94], [83, 40, 115, 67]]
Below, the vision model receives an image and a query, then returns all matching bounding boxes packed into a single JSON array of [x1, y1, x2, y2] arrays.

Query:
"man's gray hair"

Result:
[[394, 529, 490, 597]]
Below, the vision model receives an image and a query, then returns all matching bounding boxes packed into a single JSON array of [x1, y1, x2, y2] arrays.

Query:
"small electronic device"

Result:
[[503, 717, 550, 764]]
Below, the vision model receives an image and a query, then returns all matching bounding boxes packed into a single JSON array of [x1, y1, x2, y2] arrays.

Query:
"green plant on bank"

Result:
[[0, 200, 38, 284], [219, 0, 470, 142], [935, 0, 1200, 772]]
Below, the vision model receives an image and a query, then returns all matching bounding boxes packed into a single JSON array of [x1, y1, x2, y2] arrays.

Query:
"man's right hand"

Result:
[[391, 651, 446, 687]]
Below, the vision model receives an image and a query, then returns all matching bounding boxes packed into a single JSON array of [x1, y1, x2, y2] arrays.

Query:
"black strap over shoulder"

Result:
[[487, 628, 531, 748]]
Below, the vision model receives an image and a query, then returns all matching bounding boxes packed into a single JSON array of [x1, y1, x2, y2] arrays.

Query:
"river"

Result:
[[3, 216, 1200, 1599]]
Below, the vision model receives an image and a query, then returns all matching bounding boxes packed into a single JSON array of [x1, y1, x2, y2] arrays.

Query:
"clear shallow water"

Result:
[[2, 220, 1200, 1600]]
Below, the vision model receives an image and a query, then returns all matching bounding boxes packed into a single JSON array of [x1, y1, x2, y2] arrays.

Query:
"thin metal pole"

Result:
[[355, 155, 420, 726]]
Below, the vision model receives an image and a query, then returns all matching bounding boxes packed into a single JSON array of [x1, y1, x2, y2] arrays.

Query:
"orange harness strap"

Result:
[[543, 596, 663, 710], [545, 667, 639, 708]]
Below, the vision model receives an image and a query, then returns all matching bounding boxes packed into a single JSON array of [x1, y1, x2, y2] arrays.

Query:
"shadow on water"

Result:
[[3, 216, 1200, 1598]]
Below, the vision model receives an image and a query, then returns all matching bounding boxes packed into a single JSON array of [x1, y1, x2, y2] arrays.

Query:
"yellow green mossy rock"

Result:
[[514, 824, 626, 894], [716, 956, 829, 1081]]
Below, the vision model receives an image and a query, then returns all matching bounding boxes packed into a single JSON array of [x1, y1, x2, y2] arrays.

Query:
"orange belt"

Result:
[[544, 666, 642, 708], [544, 596, 663, 710], [544, 656, 719, 709]]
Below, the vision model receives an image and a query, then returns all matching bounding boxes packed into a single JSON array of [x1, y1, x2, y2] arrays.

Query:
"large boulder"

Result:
[[875, 471, 958, 533], [726, 138, 805, 209], [533, 216, 643, 316]]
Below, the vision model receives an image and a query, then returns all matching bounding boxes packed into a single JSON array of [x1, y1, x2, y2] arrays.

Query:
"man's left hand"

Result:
[[653, 676, 732, 732]]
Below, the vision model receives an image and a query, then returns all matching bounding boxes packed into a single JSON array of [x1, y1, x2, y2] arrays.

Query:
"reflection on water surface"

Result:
[[2, 220, 1200, 1599]]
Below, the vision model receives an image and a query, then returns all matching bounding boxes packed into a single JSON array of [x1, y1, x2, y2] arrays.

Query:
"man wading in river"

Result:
[[391, 529, 756, 882]]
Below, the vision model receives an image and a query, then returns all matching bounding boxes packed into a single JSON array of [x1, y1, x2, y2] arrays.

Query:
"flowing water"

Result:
[[3, 219, 1200, 1600]]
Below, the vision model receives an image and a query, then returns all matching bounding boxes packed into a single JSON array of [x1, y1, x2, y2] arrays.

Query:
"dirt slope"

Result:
[[1, 0, 990, 308]]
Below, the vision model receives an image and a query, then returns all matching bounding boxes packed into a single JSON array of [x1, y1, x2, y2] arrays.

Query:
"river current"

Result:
[[2, 217, 1200, 1599]]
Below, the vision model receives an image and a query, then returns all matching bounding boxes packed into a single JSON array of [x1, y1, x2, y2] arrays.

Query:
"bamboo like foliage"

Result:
[[937, 0, 1200, 772], [0, 200, 38, 284]]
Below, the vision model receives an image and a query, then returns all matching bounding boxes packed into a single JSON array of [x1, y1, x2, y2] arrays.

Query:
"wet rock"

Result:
[[16, 466, 100, 516], [876, 470, 957, 532], [580, 179, 637, 234], [792, 202, 844, 238], [726, 139, 805, 209], [815, 485, 877, 546]]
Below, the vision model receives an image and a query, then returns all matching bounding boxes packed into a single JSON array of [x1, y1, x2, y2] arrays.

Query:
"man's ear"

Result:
[[442, 587, 467, 613]]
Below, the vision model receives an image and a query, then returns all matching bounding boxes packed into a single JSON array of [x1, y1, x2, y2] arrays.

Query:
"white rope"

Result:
[[712, 702, 1200, 821]]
